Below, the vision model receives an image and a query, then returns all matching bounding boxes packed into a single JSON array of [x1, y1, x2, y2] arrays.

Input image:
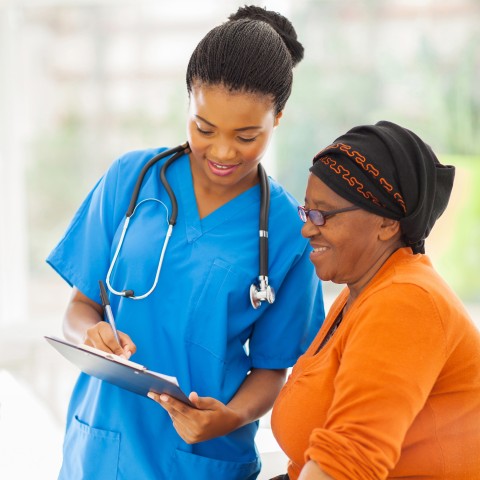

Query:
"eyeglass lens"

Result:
[[298, 206, 325, 226], [309, 210, 325, 225]]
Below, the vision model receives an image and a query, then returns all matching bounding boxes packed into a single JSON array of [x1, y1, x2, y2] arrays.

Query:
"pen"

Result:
[[99, 280, 121, 344]]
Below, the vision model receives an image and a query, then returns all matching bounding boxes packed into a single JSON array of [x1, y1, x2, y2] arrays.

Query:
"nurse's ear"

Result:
[[273, 111, 283, 128]]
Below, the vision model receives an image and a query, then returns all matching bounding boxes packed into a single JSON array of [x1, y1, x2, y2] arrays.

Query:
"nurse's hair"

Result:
[[186, 5, 304, 115]]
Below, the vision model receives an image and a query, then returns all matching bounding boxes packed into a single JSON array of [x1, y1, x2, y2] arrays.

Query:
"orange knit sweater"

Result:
[[271, 248, 480, 479]]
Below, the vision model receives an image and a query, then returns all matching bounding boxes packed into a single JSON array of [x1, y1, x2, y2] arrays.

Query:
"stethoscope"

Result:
[[106, 142, 275, 309]]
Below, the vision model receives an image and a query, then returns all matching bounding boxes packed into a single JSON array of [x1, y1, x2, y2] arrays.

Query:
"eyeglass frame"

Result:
[[298, 205, 360, 226]]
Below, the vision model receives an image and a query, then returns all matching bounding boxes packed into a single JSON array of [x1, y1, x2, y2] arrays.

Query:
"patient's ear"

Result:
[[379, 217, 401, 242]]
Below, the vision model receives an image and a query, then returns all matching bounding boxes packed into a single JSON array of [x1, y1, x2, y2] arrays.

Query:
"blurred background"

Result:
[[0, 0, 479, 478]]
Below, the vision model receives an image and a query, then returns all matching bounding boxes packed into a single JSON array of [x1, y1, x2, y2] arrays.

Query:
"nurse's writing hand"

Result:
[[147, 392, 242, 444], [84, 322, 136, 359]]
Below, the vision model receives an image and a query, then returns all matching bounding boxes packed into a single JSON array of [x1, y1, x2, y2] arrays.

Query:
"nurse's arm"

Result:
[[149, 367, 286, 443], [227, 367, 287, 425], [63, 286, 135, 357]]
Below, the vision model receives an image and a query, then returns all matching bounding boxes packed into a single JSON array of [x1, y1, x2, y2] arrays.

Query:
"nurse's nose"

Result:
[[209, 139, 236, 163]]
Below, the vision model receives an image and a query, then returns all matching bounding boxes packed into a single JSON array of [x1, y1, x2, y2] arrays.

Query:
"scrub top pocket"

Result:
[[186, 258, 254, 363], [59, 415, 120, 480]]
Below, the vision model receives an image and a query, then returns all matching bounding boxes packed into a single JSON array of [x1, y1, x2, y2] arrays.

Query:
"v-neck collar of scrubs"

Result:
[[175, 154, 261, 243]]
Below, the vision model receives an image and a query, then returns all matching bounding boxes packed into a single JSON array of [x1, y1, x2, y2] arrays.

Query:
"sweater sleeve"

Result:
[[305, 283, 447, 479]]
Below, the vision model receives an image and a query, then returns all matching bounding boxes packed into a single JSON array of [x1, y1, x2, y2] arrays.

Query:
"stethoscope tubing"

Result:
[[106, 142, 274, 306], [258, 163, 269, 277], [107, 145, 187, 299], [106, 208, 174, 300], [126, 143, 188, 218]]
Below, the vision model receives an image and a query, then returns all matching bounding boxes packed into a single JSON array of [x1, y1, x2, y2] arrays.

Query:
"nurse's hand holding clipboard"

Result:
[[148, 368, 286, 444], [147, 391, 241, 443]]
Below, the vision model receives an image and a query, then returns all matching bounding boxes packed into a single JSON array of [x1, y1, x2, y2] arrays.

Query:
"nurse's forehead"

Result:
[[190, 85, 274, 117], [195, 114, 262, 131], [191, 82, 273, 104]]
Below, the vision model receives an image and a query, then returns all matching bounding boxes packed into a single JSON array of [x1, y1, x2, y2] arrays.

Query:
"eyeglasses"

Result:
[[298, 205, 360, 226]]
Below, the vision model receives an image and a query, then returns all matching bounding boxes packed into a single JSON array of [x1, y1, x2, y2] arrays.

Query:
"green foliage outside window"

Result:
[[432, 156, 480, 302]]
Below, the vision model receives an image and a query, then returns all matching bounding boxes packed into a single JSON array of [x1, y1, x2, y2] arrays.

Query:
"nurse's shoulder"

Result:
[[111, 146, 173, 181], [98, 146, 174, 199]]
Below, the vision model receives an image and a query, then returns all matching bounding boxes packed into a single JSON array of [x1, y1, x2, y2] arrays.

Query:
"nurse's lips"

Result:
[[207, 159, 239, 176]]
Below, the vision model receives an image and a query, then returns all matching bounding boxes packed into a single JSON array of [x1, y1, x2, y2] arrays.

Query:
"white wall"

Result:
[[0, 7, 28, 327]]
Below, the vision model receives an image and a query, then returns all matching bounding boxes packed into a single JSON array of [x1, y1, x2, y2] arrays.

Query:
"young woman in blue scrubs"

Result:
[[47, 6, 324, 479]]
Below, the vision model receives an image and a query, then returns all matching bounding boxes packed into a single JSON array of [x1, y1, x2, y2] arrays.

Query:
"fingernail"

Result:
[[125, 350, 132, 359], [160, 394, 168, 402], [147, 392, 155, 400]]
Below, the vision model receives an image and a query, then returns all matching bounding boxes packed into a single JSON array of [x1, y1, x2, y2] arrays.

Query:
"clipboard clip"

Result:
[[80, 343, 147, 371]]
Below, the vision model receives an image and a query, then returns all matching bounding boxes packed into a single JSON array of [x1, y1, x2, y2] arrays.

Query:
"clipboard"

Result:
[[45, 335, 193, 406]]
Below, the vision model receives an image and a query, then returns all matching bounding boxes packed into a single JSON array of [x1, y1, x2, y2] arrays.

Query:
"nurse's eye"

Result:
[[196, 125, 214, 136], [238, 136, 257, 143]]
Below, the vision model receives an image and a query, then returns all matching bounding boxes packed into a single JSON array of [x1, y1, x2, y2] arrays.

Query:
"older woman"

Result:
[[270, 121, 480, 480]]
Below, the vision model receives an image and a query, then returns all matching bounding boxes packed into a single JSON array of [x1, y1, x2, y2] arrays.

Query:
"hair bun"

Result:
[[228, 5, 304, 67]]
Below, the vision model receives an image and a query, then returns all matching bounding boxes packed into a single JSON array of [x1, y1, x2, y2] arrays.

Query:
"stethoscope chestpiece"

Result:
[[249, 276, 275, 309]]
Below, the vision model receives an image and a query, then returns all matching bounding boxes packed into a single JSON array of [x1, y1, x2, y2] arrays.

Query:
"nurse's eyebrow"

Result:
[[195, 115, 262, 131]]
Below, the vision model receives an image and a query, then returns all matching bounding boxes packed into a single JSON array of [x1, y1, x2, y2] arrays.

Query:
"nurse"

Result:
[[47, 5, 324, 480]]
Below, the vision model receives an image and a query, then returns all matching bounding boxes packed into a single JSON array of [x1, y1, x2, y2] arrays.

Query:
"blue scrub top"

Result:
[[47, 148, 324, 480]]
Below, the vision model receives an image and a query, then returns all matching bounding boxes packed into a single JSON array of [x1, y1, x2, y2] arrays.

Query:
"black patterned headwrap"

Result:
[[309, 120, 455, 254]]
